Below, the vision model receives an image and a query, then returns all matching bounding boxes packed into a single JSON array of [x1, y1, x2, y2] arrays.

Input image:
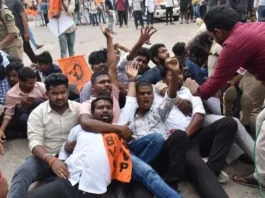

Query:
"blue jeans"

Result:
[[28, 28, 38, 48], [58, 31, 75, 58], [258, 5, 265, 22], [193, 4, 200, 19], [128, 133, 165, 163], [7, 156, 54, 198], [131, 154, 182, 198]]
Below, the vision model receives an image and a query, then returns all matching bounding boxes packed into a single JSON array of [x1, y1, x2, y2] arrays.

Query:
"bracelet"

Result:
[[43, 154, 53, 162], [176, 98, 183, 107], [48, 157, 57, 167]]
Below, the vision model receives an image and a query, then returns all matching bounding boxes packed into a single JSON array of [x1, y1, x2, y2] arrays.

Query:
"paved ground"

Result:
[[0, 20, 262, 197]]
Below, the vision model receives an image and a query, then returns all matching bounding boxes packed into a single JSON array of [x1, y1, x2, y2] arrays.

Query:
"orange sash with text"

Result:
[[102, 133, 132, 183], [48, 0, 62, 19]]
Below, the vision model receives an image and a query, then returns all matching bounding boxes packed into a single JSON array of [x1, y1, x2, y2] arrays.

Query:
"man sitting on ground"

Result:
[[0, 67, 46, 140], [36, 51, 62, 83], [155, 67, 239, 198], [7, 73, 80, 198], [6, 61, 24, 87], [26, 95, 133, 198], [119, 58, 189, 193]]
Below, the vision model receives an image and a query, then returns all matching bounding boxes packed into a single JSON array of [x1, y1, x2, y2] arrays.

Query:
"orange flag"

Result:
[[58, 55, 92, 92]]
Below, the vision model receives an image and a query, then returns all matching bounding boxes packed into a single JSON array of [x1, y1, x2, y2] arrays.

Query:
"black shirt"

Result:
[[105, 0, 114, 10]]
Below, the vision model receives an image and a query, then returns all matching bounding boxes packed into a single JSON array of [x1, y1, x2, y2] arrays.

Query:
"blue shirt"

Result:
[[0, 77, 10, 105], [138, 66, 166, 84], [185, 57, 208, 85]]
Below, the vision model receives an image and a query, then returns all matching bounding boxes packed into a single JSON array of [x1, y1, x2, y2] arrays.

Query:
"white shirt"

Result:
[[119, 92, 176, 139], [28, 100, 80, 155], [166, 0, 174, 7], [155, 87, 205, 138], [59, 125, 111, 194], [145, 0, 156, 12]]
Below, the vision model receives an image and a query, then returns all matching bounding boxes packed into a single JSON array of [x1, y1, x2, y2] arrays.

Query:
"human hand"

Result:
[[139, 26, 157, 45], [0, 172, 8, 197], [183, 78, 199, 95], [64, 141, 76, 154], [20, 97, 33, 108], [126, 61, 139, 80], [165, 57, 180, 73], [0, 129, 6, 144], [51, 158, 70, 179], [178, 99, 192, 117], [100, 24, 112, 39], [120, 122, 132, 140]]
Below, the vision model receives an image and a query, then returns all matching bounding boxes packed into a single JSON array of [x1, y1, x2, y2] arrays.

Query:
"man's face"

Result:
[[92, 62, 108, 72], [210, 29, 226, 45], [38, 63, 50, 73], [134, 56, 149, 75], [165, 70, 184, 90], [92, 99, 113, 123], [136, 86, 154, 111], [92, 75, 112, 96], [154, 46, 170, 65], [19, 78, 36, 93], [47, 84, 69, 108], [8, 70, 19, 86]]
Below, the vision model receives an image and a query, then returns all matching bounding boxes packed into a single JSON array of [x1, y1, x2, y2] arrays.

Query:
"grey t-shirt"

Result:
[[5, 0, 25, 35], [133, 0, 143, 11]]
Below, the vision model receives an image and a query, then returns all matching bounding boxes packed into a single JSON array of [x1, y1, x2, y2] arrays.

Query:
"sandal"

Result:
[[233, 174, 265, 190]]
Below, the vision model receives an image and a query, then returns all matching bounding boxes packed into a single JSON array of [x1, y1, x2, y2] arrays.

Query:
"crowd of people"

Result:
[[0, 0, 265, 196]]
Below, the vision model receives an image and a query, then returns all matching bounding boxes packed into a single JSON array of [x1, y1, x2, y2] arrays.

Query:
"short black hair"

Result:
[[149, 43, 165, 64], [91, 70, 109, 85], [88, 49, 107, 66], [91, 95, 113, 114], [136, 81, 153, 93], [36, 51, 53, 65], [190, 45, 208, 58], [0, 55, 4, 79], [204, 6, 240, 32], [6, 62, 24, 74], [44, 73, 68, 91], [136, 47, 151, 62], [172, 42, 186, 57], [18, 67, 36, 82]]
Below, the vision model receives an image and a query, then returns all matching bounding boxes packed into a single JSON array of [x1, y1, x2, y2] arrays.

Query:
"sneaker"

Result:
[[170, 22, 175, 25], [223, 86, 237, 116], [36, 44, 44, 50], [218, 171, 229, 184], [240, 93, 253, 125]]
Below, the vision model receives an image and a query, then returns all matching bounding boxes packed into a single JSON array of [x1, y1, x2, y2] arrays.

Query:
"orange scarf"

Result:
[[48, 0, 62, 19], [102, 133, 132, 183]]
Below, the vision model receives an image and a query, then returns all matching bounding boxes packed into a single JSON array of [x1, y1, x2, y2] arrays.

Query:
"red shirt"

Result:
[[116, 0, 126, 11], [198, 22, 265, 100]]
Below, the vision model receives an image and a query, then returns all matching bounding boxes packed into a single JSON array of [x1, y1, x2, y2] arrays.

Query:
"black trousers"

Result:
[[166, 7, 173, 23], [43, 14, 49, 25], [185, 117, 237, 198], [152, 131, 189, 186], [118, 10, 127, 26], [146, 11, 154, 25], [22, 35, 37, 63], [133, 10, 144, 28], [26, 179, 153, 198]]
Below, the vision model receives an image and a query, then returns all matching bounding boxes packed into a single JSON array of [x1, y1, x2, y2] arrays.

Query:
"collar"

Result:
[[16, 83, 38, 96], [47, 100, 74, 113]]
